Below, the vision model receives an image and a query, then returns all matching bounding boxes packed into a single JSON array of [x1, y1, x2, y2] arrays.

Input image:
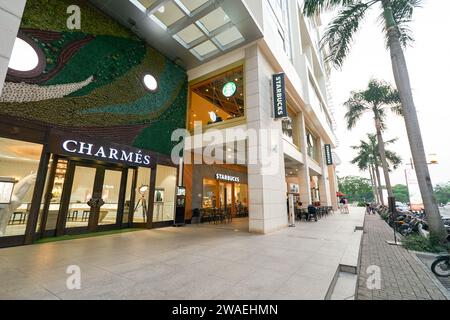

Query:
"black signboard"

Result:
[[272, 73, 287, 119], [174, 186, 186, 226], [325, 144, 333, 166], [48, 130, 156, 168]]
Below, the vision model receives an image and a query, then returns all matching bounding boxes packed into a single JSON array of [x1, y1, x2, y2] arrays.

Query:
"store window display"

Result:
[[0, 138, 42, 237]]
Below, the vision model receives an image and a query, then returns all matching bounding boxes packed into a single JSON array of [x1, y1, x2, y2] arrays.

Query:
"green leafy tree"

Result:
[[393, 184, 409, 203], [338, 176, 374, 203], [351, 133, 402, 204], [303, 0, 447, 242], [434, 183, 450, 205]]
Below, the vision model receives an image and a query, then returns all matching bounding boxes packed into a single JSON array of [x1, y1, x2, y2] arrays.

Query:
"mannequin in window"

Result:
[[0, 174, 36, 236]]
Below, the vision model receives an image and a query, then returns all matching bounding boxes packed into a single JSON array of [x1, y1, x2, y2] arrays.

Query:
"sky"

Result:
[[322, 0, 450, 186]]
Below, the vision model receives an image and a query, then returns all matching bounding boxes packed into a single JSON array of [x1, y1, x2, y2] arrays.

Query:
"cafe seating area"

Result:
[[199, 207, 249, 225], [295, 206, 334, 222]]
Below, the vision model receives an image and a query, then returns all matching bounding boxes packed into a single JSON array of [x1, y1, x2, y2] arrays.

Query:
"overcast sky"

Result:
[[323, 0, 450, 186]]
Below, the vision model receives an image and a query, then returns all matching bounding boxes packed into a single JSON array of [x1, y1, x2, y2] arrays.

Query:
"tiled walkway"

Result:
[[0, 209, 364, 300], [357, 214, 447, 300]]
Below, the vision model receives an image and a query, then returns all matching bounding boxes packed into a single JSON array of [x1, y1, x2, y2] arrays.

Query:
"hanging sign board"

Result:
[[405, 169, 424, 210], [325, 144, 333, 166], [272, 73, 287, 119]]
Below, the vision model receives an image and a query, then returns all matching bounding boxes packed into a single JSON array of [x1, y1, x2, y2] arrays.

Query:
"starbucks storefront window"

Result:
[[188, 65, 245, 130], [200, 173, 248, 217], [0, 137, 43, 238]]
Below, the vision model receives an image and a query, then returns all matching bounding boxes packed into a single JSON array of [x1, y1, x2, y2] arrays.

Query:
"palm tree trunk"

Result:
[[375, 118, 394, 198], [382, 0, 447, 241], [374, 163, 384, 206], [369, 164, 379, 204]]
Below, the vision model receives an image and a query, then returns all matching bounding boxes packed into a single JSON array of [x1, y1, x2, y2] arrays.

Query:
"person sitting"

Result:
[[307, 204, 318, 222]]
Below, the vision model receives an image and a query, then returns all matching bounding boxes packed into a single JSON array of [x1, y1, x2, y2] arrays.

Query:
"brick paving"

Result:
[[357, 214, 447, 300]]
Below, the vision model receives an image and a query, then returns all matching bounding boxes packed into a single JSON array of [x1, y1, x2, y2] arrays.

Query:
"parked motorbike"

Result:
[[431, 254, 450, 277]]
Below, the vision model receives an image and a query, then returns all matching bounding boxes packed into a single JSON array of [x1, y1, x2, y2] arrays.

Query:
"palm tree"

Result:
[[345, 80, 401, 202], [352, 139, 380, 205], [351, 134, 402, 205], [304, 0, 447, 242]]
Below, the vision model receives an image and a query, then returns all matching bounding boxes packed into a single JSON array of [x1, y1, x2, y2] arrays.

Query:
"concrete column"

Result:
[[0, 0, 27, 94], [328, 166, 338, 210], [318, 138, 332, 206], [296, 111, 311, 206], [245, 44, 288, 234]]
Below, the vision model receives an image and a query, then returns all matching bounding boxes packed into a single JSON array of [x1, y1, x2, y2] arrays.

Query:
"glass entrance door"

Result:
[[219, 182, 233, 211], [66, 166, 96, 230], [56, 162, 127, 235]]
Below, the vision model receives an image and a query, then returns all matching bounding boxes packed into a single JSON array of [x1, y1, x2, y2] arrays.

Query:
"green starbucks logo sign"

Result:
[[222, 82, 237, 97]]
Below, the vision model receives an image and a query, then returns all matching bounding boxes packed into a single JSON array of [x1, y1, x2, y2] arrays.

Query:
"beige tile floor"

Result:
[[0, 208, 365, 300]]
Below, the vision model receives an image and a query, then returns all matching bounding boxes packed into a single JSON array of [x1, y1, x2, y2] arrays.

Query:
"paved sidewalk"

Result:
[[357, 214, 447, 300], [0, 209, 364, 300]]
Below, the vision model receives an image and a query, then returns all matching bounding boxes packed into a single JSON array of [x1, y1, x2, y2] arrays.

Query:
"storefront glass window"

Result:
[[153, 165, 177, 222], [0, 138, 43, 237], [234, 183, 248, 208], [306, 130, 318, 161], [202, 179, 217, 208], [66, 166, 96, 229], [189, 66, 244, 129], [133, 167, 152, 224], [219, 182, 233, 210], [44, 158, 67, 231], [98, 170, 122, 226]]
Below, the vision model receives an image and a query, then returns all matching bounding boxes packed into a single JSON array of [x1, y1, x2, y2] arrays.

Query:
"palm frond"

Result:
[[385, 150, 403, 170], [381, 0, 423, 48], [303, 0, 357, 17], [344, 92, 369, 129], [321, 2, 372, 68]]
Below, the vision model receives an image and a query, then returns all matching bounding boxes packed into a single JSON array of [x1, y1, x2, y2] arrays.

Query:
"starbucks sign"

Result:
[[222, 82, 237, 97]]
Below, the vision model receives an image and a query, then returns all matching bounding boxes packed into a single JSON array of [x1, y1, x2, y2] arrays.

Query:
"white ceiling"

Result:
[[89, 0, 263, 69]]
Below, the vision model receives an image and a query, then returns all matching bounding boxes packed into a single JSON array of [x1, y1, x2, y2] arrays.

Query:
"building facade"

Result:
[[182, 0, 340, 233], [0, 0, 339, 247]]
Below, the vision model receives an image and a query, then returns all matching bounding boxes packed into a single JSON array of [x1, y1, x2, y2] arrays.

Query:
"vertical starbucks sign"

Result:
[[272, 73, 287, 119], [324, 144, 333, 166]]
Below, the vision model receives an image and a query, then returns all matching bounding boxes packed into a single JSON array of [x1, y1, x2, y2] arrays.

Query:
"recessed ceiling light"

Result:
[[143, 74, 158, 91]]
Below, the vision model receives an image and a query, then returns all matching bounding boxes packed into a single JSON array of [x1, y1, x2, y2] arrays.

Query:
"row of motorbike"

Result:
[[377, 207, 450, 277]]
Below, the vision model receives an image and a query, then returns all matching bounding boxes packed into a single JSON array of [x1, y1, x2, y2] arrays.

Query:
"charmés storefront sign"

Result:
[[49, 131, 155, 168]]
